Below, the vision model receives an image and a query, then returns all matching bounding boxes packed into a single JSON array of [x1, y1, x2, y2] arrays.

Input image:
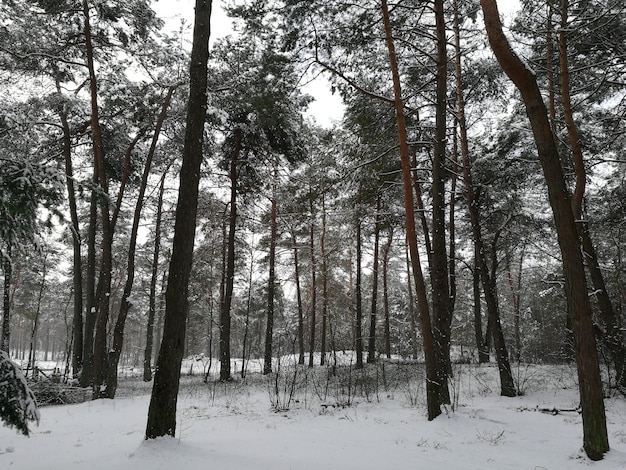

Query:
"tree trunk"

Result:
[[263, 162, 278, 375], [355, 218, 364, 369], [430, 0, 452, 405], [449, 124, 458, 337], [27, 254, 47, 375], [144, 172, 166, 382], [241, 243, 254, 379], [291, 229, 305, 365], [220, 128, 243, 382], [1, 246, 12, 353], [154, 267, 167, 363], [473, 256, 489, 363], [480, 0, 608, 459], [56, 84, 84, 379], [454, 0, 516, 397], [558, 0, 626, 390], [405, 244, 418, 360], [546, 1, 557, 135], [106, 85, 177, 397], [80, 177, 98, 388], [367, 192, 381, 364], [320, 195, 328, 366], [382, 228, 393, 359], [83, 0, 114, 399], [381, 0, 441, 420], [308, 196, 317, 368], [505, 248, 525, 362], [145, 0, 211, 440], [411, 151, 432, 268]]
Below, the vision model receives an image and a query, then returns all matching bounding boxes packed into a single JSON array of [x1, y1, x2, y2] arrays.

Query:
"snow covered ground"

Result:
[[2, 361, 626, 469]]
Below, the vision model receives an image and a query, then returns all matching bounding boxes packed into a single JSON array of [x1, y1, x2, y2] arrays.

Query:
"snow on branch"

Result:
[[0, 351, 40, 436]]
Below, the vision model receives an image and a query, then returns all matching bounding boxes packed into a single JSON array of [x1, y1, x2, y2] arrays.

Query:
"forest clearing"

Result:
[[2, 0, 626, 464], [2, 359, 626, 469]]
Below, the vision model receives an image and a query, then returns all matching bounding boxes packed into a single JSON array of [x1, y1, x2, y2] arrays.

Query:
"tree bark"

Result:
[[56, 83, 84, 379], [220, 128, 243, 382], [454, 0, 515, 396], [83, 0, 114, 399], [381, 0, 441, 420], [545, 2, 558, 136], [27, 254, 47, 375], [144, 172, 166, 382], [308, 195, 317, 368], [263, 162, 278, 375], [355, 217, 364, 369], [80, 175, 98, 388], [480, 0, 608, 459], [367, 192, 381, 364], [241, 243, 254, 378], [448, 125, 458, 338], [558, 0, 626, 390], [411, 151, 432, 267], [505, 247, 525, 363], [430, 0, 452, 404], [1, 246, 12, 353], [382, 228, 393, 359], [145, 0, 211, 439], [291, 229, 305, 365], [106, 86, 177, 396], [405, 244, 418, 360], [320, 195, 328, 366], [473, 254, 489, 363]]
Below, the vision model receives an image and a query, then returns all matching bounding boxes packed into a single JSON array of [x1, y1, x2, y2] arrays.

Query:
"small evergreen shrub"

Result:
[[0, 351, 40, 436]]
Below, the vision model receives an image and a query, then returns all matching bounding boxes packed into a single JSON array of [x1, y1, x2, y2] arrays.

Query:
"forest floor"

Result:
[[2, 357, 626, 469]]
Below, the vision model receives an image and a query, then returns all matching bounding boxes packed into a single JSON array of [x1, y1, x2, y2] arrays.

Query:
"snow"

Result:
[[2, 363, 626, 469]]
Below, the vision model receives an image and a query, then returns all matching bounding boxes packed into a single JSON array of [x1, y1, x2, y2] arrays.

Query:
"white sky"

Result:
[[151, 0, 520, 128], [151, 0, 344, 128]]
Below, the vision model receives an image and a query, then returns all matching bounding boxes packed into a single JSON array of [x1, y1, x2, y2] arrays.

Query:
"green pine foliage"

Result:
[[0, 351, 40, 436]]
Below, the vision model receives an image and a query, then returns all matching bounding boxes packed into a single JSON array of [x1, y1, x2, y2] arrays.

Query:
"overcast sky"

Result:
[[150, 0, 344, 128], [151, 0, 520, 128]]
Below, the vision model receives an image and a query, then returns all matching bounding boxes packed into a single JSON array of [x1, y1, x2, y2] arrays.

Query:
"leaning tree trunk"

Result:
[[145, 0, 212, 440], [105, 85, 177, 397], [480, 0, 608, 459], [381, 0, 441, 420], [558, 0, 626, 390]]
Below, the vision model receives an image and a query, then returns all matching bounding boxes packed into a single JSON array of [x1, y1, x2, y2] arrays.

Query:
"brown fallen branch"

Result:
[[517, 406, 580, 415]]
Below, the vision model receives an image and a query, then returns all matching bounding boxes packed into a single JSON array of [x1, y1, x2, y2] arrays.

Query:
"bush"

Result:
[[0, 351, 40, 436]]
